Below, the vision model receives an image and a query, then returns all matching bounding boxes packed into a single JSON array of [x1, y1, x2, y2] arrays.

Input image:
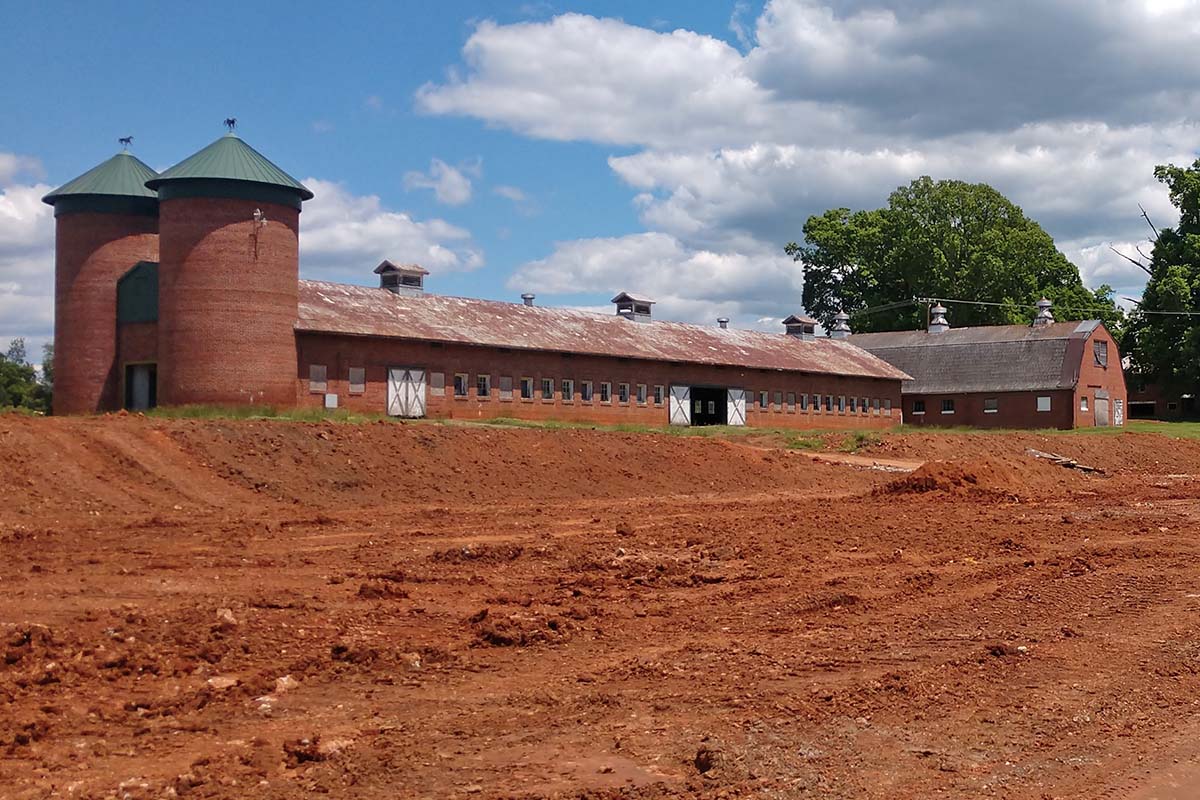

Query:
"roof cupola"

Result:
[[612, 292, 655, 322], [929, 302, 950, 334], [1033, 298, 1054, 327], [830, 309, 852, 339], [376, 260, 428, 295], [783, 314, 817, 341]]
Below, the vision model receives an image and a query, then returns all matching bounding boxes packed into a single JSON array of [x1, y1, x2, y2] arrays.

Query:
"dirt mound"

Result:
[[879, 455, 1081, 497]]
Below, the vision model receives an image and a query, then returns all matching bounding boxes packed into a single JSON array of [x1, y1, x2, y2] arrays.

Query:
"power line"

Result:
[[917, 296, 1200, 317]]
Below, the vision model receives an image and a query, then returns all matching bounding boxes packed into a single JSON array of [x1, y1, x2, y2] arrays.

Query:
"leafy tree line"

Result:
[[786, 177, 1124, 336], [1123, 160, 1200, 392], [0, 339, 53, 413]]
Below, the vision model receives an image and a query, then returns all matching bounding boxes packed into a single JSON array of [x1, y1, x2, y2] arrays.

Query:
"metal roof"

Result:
[[611, 292, 656, 305], [374, 260, 429, 275], [296, 281, 910, 381], [848, 321, 1103, 393], [42, 151, 159, 204], [145, 133, 313, 200]]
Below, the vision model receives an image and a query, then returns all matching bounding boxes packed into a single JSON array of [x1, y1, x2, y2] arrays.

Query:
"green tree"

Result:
[[786, 177, 1123, 335], [1124, 160, 1200, 390], [0, 338, 50, 413]]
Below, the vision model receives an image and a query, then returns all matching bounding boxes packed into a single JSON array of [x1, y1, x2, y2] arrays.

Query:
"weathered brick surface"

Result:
[[1072, 325, 1127, 427], [157, 197, 299, 406], [53, 212, 158, 415], [294, 334, 902, 429]]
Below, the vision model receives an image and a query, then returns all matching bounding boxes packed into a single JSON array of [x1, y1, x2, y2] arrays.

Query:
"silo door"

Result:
[[387, 368, 427, 418], [1095, 397, 1110, 427], [669, 386, 691, 426], [726, 388, 746, 426]]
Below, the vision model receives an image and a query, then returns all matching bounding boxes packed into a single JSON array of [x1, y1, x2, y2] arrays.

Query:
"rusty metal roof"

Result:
[[848, 321, 1104, 393], [296, 281, 909, 381]]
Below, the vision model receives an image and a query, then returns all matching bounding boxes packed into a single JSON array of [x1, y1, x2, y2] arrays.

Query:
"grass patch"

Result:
[[840, 431, 882, 452], [787, 435, 827, 451], [144, 404, 397, 424]]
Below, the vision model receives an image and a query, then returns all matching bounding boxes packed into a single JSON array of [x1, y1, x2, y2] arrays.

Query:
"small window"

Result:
[[837, 396, 846, 413], [476, 374, 491, 398], [634, 303, 651, 315], [1080, 396, 1089, 412], [984, 398, 998, 414], [348, 367, 365, 394], [399, 273, 422, 287], [799, 393, 809, 411], [600, 382, 612, 403], [581, 381, 594, 402], [562, 379, 574, 403], [520, 377, 534, 400], [499, 376, 514, 401], [759, 391, 769, 409], [1168, 401, 1179, 411], [653, 385, 664, 405], [309, 364, 327, 394], [430, 372, 446, 397], [774, 391, 783, 411], [1093, 340, 1108, 368], [941, 398, 955, 414], [618, 383, 630, 403], [786, 392, 796, 412], [825, 395, 834, 412], [913, 399, 926, 415], [541, 378, 554, 400], [454, 373, 469, 398], [884, 399, 892, 414], [1037, 396, 1051, 412], [636, 383, 647, 404], [872, 398, 880, 415]]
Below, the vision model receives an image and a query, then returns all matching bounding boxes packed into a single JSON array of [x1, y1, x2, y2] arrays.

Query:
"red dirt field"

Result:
[[3, 415, 1200, 799]]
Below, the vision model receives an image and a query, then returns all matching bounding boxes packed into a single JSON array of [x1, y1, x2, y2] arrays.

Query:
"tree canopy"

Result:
[[786, 177, 1123, 335], [1124, 160, 1200, 391], [0, 339, 52, 414]]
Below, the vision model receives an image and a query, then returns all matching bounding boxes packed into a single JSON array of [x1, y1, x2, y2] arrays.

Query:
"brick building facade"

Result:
[[44, 131, 908, 429]]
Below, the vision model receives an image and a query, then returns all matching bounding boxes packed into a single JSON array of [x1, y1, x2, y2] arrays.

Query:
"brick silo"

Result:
[[146, 131, 313, 407], [42, 151, 160, 414]]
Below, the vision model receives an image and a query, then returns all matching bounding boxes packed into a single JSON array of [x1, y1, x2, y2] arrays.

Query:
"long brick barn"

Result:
[[43, 131, 908, 429]]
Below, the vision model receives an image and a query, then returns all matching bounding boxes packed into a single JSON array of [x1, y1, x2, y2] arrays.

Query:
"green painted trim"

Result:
[[51, 194, 159, 218], [117, 261, 159, 324], [155, 178, 303, 210]]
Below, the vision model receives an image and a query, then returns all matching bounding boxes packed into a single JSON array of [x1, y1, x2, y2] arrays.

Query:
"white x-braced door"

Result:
[[387, 368, 427, 418], [726, 388, 746, 426], [669, 385, 691, 426]]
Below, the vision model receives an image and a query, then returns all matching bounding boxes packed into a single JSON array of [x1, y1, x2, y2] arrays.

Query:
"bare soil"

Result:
[[3, 414, 1200, 798]]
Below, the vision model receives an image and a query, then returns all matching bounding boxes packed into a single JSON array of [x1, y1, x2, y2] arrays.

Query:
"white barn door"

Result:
[[669, 385, 691, 426], [726, 388, 746, 426], [387, 368, 427, 418]]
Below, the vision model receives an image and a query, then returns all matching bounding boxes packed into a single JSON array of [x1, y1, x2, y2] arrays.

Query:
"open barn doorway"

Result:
[[690, 386, 728, 426]]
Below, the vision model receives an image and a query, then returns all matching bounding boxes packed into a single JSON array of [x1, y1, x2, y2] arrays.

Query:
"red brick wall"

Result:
[[902, 389, 1075, 429], [117, 321, 158, 365], [294, 333, 903, 429], [1072, 325, 1128, 428], [157, 197, 299, 406], [53, 212, 158, 415]]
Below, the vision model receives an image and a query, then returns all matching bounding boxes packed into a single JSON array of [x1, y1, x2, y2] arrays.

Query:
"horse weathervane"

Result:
[[223, 117, 237, 132], [118, 136, 133, 149]]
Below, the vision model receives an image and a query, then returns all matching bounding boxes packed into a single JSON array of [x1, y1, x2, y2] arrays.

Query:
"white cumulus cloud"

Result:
[[402, 158, 476, 206]]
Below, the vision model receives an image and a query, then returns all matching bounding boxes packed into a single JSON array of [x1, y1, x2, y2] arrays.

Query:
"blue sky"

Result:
[[2, 1, 1198, 362]]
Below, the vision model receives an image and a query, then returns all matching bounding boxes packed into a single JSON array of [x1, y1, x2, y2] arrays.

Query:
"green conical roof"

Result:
[[146, 133, 313, 201], [42, 151, 159, 205]]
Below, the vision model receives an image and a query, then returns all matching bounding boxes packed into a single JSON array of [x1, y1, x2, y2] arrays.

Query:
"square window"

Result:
[[430, 372, 446, 397], [348, 367, 365, 394], [941, 398, 955, 414], [499, 376, 514, 401], [541, 378, 554, 400], [520, 377, 534, 400], [618, 383, 630, 403], [454, 373, 469, 398], [1037, 396, 1051, 412], [636, 383, 647, 404], [1080, 396, 1089, 411], [984, 397, 998, 413], [476, 374, 491, 398], [581, 381, 594, 402], [309, 364, 327, 394], [562, 379, 574, 403], [786, 392, 796, 412], [913, 399, 926, 414], [653, 385, 664, 405], [600, 382, 612, 403]]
